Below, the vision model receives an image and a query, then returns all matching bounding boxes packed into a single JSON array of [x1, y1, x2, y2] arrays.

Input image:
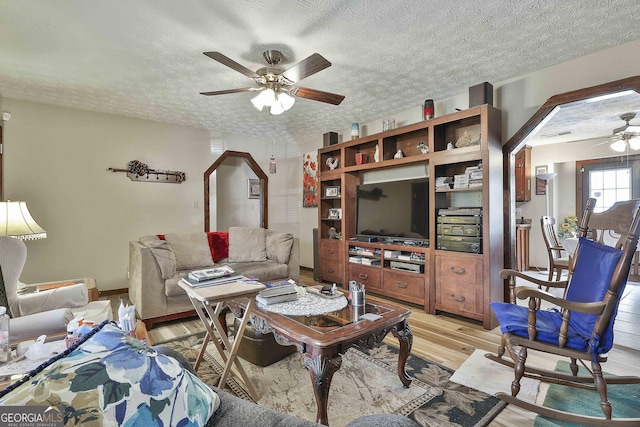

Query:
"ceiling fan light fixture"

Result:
[[269, 101, 285, 115], [629, 136, 640, 150], [278, 91, 295, 111], [611, 139, 627, 152], [250, 94, 265, 111], [251, 88, 277, 111]]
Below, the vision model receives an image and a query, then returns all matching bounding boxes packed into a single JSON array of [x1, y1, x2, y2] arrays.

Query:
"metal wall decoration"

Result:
[[107, 160, 186, 183]]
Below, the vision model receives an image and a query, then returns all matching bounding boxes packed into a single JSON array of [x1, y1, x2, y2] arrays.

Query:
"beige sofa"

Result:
[[129, 227, 299, 329]]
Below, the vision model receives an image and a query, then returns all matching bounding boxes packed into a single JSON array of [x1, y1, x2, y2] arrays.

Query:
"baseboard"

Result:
[[99, 287, 129, 297]]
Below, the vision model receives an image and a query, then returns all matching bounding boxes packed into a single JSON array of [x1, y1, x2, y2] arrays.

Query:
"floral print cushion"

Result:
[[0, 323, 220, 426]]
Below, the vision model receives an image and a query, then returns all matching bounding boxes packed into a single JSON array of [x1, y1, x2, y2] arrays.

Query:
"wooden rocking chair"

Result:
[[486, 198, 640, 426]]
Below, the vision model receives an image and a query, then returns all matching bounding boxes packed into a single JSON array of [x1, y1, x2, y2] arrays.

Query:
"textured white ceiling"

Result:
[[1, 1, 640, 145]]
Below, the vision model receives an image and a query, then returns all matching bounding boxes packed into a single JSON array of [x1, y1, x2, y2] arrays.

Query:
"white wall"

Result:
[[3, 39, 640, 291], [1, 99, 212, 290]]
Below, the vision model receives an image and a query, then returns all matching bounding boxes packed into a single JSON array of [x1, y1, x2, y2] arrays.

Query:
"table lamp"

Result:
[[0, 201, 47, 240]]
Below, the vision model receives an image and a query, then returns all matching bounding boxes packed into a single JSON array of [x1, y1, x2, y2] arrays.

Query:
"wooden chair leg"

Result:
[[592, 360, 612, 419], [512, 346, 528, 397], [569, 357, 578, 376]]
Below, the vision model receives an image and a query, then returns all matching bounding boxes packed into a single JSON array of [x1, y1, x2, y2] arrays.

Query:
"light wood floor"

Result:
[[109, 269, 640, 426]]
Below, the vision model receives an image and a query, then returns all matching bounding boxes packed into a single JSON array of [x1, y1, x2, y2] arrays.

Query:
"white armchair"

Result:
[[0, 236, 112, 343]]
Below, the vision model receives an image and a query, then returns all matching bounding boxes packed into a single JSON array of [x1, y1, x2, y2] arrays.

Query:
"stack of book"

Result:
[[466, 165, 483, 188], [453, 174, 469, 189], [361, 258, 380, 266], [256, 279, 298, 305], [435, 176, 454, 190], [182, 266, 242, 287], [349, 256, 363, 264]]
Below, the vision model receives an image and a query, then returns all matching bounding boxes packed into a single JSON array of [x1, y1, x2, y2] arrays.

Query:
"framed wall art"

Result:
[[248, 178, 261, 199], [303, 152, 318, 208], [535, 166, 547, 195]]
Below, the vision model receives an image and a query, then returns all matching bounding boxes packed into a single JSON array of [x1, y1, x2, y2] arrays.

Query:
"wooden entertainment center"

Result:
[[317, 105, 503, 329]]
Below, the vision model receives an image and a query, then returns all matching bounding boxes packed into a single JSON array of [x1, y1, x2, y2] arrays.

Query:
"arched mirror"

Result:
[[204, 150, 268, 231], [503, 75, 640, 274]]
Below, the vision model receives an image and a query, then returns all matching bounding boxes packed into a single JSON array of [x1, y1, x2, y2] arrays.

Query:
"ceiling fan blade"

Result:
[[281, 53, 331, 83], [291, 87, 345, 105], [200, 88, 257, 96], [203, 52, 259, 78]]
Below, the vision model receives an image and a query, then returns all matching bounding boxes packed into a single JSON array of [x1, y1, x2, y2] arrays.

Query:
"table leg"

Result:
[[304, 352, 342, 426], [207, 300, 259, 401], [392, 319, 413, 387], [186, 294, 222, 372]]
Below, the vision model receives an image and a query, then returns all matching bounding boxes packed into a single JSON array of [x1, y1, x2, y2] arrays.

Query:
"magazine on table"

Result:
[[181, 274, 244, 288], [259, 279, 297, 298], [256, 290, 298, 305], [187, 266, 235, 283]]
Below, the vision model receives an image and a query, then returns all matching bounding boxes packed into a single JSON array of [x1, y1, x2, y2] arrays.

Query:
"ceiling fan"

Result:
[[200, 50, 345, 115], [609, 113, 640, 152]]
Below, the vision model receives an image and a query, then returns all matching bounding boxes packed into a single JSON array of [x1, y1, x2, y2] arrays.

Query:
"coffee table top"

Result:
[[248, 294, 411, 350]]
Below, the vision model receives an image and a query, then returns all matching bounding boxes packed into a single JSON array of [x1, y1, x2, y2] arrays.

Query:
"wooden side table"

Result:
[[516, 223, 531, 271], [177, 279, 265, 401]]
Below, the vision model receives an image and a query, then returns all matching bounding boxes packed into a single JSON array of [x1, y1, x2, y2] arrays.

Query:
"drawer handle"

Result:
[[450, 294, 466, 302], [328, 268, 334, 273], [396, 281, 408, 289], [450, 266, 466, 274], [327, 250, 335, 254], [358, 273, 368, 280]]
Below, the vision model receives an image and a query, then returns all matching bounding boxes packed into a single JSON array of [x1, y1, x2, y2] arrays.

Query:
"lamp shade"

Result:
[[0, 201, 47, 240]]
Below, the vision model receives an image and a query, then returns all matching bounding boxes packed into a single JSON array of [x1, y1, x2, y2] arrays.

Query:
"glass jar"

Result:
[[0, 306, 9, 364]]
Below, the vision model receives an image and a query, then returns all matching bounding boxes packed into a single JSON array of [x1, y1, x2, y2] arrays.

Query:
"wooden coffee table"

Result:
[[229, 295, 413, 426]]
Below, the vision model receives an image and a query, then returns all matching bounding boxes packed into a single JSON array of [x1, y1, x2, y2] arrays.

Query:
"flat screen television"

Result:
[[355, 178, 429, 242]]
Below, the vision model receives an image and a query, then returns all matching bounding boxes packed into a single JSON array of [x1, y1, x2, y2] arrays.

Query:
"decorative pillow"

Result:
[[0, 323, 220, 426], [163, 232, 215, 270], [266, 230, 294, 264], [228, 227, 267, 262], [207, 231, 229, 261]]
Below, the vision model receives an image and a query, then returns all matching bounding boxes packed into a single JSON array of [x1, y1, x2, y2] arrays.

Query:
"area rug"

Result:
[[533, 361, 640, 426], [156, 333, 506, 427], [450, 349, 540, 404]]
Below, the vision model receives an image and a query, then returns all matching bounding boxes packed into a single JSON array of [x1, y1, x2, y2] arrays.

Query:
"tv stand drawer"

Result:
[[348, 265, 381, 290], [382, 270, 425, 304]]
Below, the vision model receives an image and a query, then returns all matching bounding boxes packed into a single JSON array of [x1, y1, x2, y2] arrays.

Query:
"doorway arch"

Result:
[[502, 75, 640, 276], [204, 150, 268, 231]]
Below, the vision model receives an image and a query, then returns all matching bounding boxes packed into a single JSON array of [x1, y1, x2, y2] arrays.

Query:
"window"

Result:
[[589, 167, 631, 212]]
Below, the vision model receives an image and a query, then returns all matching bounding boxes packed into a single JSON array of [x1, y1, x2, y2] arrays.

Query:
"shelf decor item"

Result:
[[328, 208, 342, 219], [351, 123, 360, 140], [325, 186, 340, 197], [423, 99, 434, 120], [355, 153, 368, 165]]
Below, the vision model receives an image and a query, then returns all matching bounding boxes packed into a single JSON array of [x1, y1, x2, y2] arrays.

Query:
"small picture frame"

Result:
[[535, 166, 547, 195], [248, 179, 261, 199], [328, 208, 342, 219], [325, 186, 340, 197]]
